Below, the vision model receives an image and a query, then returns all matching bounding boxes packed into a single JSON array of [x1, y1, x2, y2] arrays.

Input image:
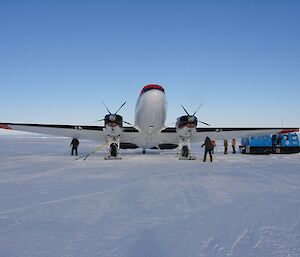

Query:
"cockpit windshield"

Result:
[[140, 84, 165, 95]]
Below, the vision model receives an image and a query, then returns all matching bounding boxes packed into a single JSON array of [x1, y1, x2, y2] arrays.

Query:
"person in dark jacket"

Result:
[[70, 138, 80, 156], [224, 139, 228, 154], [201, 136, 214, 162]]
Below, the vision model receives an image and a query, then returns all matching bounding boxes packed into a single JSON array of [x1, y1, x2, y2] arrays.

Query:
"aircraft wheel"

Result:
[[110, 143, 118, 157], [182, 146, 189, 158]]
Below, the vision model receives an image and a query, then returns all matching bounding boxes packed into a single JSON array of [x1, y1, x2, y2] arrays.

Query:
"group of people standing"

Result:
[[201, 137, 237, 162], [69, 137, 237, 162], [223, 138, 236, 154]]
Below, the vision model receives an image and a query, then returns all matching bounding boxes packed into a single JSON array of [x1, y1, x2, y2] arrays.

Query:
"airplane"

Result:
[[0, 84, 299, 160]]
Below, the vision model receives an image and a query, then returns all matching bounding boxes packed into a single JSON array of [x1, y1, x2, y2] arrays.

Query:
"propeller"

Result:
[[101, 100, 126, 115], [181, 104, 210, 126], [96, 101, 132, 125], [123, 120, 132, 125], [114, 101, 127, 115]]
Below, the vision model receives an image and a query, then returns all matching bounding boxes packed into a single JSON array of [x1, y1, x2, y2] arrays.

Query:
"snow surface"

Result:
[[0, 133, 300, 257]]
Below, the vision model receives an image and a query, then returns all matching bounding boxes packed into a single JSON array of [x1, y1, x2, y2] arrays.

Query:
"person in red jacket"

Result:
[[211, 139, 216, 154]]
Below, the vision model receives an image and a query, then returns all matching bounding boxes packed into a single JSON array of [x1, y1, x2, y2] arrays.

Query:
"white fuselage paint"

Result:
[[134, 89, 167, 147]]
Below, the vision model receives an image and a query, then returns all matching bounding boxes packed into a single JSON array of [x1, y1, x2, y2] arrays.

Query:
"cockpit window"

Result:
[[141, 84, 165, 94]]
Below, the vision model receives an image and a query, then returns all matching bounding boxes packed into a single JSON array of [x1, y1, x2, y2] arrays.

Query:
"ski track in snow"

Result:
[[0, 135, 300, 257], [229, 229, 249, 255]]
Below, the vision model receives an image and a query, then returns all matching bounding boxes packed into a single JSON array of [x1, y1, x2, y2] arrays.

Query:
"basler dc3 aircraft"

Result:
[[0, 84, 298, 160]]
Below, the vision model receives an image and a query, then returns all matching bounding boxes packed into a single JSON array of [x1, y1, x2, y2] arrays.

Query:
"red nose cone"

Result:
[[140, 84, 165, 95]]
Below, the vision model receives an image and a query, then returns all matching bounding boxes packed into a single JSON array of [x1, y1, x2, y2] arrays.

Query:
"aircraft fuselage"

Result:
[[134, 85, 167, 148]]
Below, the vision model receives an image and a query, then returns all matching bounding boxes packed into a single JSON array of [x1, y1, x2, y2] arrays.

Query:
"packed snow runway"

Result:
[[0, 133, 300, 257]]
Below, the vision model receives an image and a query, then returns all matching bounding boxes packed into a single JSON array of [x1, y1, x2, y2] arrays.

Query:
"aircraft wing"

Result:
[[1, 123, 299, 149], [160, 127, 299, 144], [0, 123, 106, 141], [0, 122, 146, 145], [0, 122, 152, 149]]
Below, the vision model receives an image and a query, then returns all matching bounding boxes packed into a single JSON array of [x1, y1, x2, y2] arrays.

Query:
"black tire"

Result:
[[182, 146, 189, 157], [110, 143, 118, 157]]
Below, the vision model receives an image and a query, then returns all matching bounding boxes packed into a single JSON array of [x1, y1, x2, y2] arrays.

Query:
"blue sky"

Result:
[[0, 0, 299, 127]]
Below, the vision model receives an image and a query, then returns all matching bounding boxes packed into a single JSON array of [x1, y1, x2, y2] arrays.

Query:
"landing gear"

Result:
[[104, 136, 122, 160], [110, 143, 118, 157], [142, 149, 146, 154], [178, 136, 196, 160], [181, 145, 189, 158]]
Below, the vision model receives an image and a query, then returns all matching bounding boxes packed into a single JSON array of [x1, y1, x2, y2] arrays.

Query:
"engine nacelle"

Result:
[[176, 115, 197, 129], [103, 114, 123, 136], [104, 114, 123, 127], [176, 115, 197, 137]]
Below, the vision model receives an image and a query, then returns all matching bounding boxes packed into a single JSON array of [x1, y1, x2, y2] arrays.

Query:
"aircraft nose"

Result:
[[146, 89, 165, 103]]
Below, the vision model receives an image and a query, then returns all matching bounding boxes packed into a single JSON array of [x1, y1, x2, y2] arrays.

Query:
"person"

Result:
[[211, 139, 216, 154], [201, 136, 214, 162], [232, 138, 236, 154], [276, 135, 282, 146], [70, 138, 80, 156], [223, 139, 228, 154]]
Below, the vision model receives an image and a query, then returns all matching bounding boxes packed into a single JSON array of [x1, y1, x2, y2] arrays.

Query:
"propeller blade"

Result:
[[192, 103, 204, 116], [181, 104, 190, 116], [123, 120, 132, 126], [96, 119, 105, 122], [199, 120, 211, 126], [102, 100, 111, 114], [115, 101, 127, 115]]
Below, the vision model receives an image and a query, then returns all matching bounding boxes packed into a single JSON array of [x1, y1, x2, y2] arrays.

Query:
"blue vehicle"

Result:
[[240, 133, 300, 154]]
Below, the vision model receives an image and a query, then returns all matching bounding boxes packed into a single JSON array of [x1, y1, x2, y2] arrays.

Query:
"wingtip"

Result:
[[0, 124, 13, 130], [279, 128, 299, 134]]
